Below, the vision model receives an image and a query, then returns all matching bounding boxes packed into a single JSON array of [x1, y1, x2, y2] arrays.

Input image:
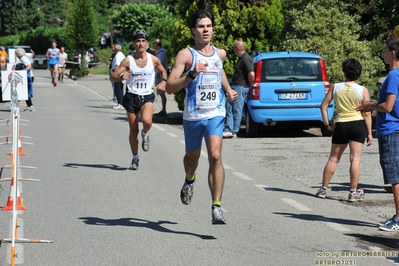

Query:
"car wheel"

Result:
[[245, 109, 258, 137]]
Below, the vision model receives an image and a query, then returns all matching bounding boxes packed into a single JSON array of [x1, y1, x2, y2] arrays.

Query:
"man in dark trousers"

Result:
[[107, 44, 117, 102], [223, 40, 254, 138], [153, 39, 169, 117]]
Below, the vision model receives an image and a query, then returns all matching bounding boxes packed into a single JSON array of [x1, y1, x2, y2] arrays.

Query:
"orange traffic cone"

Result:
[[7, 138, 26, 157], [17, 138, 26, 156], [2, 177, 26, 211]]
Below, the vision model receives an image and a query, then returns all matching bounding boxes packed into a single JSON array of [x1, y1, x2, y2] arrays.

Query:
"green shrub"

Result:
[[174, 89, 185, 111], [89, 64, 109, 75], [70, 67, 89, 78], [0, 35, 20, 46]]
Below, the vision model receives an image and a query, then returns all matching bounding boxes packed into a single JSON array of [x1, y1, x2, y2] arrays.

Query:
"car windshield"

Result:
[[261, 58, 322, 82]]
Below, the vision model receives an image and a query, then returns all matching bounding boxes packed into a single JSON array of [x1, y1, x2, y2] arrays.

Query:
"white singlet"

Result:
[[125, 53, 155, 96]]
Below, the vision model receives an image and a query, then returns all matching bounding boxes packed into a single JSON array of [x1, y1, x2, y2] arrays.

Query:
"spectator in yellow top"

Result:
[[0, 47, 7, 70], [316, 59, 373, 202]]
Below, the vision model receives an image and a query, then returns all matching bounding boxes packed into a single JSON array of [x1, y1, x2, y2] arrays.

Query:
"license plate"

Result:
[[280, 93, 306, 100]]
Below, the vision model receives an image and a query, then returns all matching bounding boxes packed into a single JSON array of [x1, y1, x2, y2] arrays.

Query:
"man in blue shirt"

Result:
[[357, 37, 399, 231], [154, 39, 168, 117]]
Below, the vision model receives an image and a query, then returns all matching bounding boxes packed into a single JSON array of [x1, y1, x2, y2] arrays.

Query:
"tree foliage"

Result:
[[172, 0, 284, 75], [0, 0, 69, 34], [346, 0, 399, 42], [282, 0, 385, 89], [29, 0, 69, 28], [110, 3, 177, 57], [20, 26, 68, 54], [65, 0, 100, 71], [0, 0, 30, 35], [111, 3, 174, 40]]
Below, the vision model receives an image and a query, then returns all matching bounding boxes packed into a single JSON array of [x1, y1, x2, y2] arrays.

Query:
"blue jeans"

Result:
[[110, 69, 116, 100], [114, 81, 124, 105], [224, 84, 249, 134]]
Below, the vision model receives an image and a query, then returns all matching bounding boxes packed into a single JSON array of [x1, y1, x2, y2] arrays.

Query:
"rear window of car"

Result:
[[259, 58, 322, 82]]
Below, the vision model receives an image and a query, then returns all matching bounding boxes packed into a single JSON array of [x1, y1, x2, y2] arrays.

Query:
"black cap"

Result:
[[133, 30, 148, 41]]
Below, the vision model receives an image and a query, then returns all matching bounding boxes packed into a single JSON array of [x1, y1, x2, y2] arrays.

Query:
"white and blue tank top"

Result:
[[183, 46, 225, 121], [48, 48, 59, 65]]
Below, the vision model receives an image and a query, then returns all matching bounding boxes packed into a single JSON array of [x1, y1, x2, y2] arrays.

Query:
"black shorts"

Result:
[[122, 93, 155, 114], [332, 120, 367, 144]]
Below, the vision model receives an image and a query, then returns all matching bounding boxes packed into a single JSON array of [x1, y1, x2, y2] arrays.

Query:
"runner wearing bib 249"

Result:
[[165, 9, 237, 225]]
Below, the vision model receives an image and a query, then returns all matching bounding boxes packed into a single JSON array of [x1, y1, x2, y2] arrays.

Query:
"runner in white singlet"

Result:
[[110, 30, 167, 171]]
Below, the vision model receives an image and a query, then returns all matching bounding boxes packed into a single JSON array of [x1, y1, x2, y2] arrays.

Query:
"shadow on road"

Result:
[[327, 182, 389, 194], [78, 216, 216, 240], [273, 212, 376, 228], [262, 186, 316, 197], [236, 127, 321, 138], [344, 233, 399, 257], [63, 162, 127, 171], [152, 112, 183, 125]]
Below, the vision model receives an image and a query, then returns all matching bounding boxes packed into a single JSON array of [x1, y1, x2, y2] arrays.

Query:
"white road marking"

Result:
[[281, 198, 312, 211], [255, 184, 269, 190], [223, 163, 233, 170], [152, 124, 165, 131], [232, 172, 253, 181], [323, 220, 351, 232], [167, 132, 177, 137]]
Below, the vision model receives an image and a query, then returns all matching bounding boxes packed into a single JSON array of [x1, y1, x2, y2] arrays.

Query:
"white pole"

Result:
[[10, 70, 19, 266]]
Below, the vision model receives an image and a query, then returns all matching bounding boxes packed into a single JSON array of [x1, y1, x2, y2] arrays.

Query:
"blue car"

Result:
[[245, 51, 334, 137]]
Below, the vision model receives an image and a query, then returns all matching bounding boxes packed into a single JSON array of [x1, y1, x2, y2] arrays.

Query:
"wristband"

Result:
[[187, 71, 196, 79]]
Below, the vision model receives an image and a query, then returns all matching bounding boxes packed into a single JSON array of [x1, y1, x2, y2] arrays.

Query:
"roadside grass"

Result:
[[89, 64, 109, 75]]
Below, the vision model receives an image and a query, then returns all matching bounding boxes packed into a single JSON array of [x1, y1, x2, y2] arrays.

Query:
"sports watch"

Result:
[[187, 71, 196, 79]]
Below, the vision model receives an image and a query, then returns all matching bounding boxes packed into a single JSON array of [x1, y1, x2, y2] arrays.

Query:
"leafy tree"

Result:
[[0, 0, 30, 35], [91, 0, 114, 33], [110, 3, 176, 51], [173, 0, 284, 75], [65, 0, 100, 73], [28, 0, 69, 28], [20, 26, 68, 54], [0, 0, 69, 34], [282, 0, 385, 89], [346, 0, 399, 42], [130, 0, 177, 13], [111, 4, 172, 41]]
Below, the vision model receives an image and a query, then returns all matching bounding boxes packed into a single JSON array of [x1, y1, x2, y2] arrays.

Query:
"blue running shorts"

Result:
[[183, 116, 224, 152], [379, 131, 399, 185]]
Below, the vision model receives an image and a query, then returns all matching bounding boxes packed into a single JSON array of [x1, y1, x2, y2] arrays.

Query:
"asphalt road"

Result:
[[0, 70, 397, 265]]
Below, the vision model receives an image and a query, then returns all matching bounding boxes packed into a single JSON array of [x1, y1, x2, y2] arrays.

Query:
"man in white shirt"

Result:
[[110, 30, 167, 170], [111, 44, 126, 110]]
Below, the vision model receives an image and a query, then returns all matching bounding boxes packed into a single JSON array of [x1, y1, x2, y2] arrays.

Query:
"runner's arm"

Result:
[[165, 49, 193, 94], [110, 57, 130, 82]]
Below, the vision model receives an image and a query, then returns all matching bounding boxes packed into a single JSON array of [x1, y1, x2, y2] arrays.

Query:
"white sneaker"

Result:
[[223, 131, 234, 139], [112, 104, 124, 110], [141, 130, 150, 151]]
